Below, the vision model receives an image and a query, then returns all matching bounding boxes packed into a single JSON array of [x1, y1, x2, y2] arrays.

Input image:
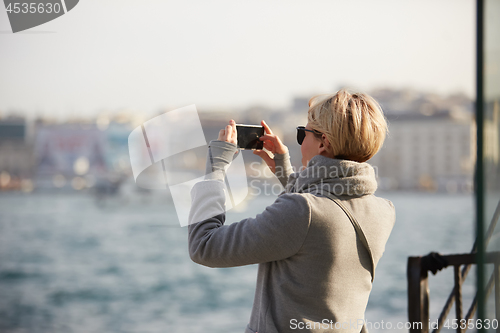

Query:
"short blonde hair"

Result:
[[307, 89, 387, 163]]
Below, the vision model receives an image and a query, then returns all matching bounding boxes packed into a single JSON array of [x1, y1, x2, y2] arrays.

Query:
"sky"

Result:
[[0, 0, 476, 120]]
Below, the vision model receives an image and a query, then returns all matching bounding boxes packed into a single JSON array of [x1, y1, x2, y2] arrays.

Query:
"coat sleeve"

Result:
[[274, 151, 294, 188], [188, 181, 311, 268]]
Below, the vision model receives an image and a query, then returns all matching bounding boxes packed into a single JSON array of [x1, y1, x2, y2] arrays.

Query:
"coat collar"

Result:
[[285, 155, 377, 197]]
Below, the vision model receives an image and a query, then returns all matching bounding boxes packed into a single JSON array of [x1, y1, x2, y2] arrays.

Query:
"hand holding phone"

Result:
[[253, 120, 288, 174], [218, 119, 238, 145]]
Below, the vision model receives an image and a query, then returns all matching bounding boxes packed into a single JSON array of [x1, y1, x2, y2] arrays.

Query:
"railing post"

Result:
[[408, 256, 429, 333], [454, 265, 463, 333], [495, 262, 500, 333]]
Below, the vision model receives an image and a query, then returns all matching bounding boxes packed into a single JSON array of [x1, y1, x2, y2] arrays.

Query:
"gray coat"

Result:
[[188, 141, 395, 333]]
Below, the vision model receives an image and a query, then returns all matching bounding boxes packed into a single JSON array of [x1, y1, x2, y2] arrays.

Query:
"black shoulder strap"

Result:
[[319, 191, 375, 282]]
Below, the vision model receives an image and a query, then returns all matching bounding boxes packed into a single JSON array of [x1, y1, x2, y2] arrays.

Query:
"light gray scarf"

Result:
[[285, 155, 378, 198]]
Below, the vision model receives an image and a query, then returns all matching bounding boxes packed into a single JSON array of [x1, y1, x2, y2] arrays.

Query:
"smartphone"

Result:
[[236, 124, 264, 150]]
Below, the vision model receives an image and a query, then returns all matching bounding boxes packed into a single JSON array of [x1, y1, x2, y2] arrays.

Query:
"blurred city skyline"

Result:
[[0, 86, 476, 194], [0, 0, 475, 120]]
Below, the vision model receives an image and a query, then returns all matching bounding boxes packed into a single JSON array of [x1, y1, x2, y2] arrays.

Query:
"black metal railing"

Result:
[[408, 252, 500, 333], [407, 202, 500, 333]]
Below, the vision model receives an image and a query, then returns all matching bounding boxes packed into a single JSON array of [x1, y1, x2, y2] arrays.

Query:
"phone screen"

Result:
[[236, 125, 264, 150]]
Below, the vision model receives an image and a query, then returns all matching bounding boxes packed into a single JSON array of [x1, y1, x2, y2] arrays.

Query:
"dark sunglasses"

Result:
[[296, 126, 322, 145]]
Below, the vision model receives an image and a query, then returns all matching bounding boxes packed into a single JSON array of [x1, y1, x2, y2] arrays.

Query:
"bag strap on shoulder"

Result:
[[318, 191, 375, 282]]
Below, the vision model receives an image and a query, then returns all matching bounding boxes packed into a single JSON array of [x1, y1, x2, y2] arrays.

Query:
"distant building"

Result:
[[0, 118, 34, 178], [34, 124, 108, 189], [369, 111, 474, 192]]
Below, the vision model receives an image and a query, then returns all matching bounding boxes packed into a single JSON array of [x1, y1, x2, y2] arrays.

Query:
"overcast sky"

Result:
[[0, 0, 475, 119]]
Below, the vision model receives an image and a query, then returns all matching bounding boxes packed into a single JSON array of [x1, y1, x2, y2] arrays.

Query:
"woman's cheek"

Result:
[[300, 144, 309, 167]]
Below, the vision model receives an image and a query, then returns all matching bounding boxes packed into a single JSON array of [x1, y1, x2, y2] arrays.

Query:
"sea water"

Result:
[[0, 189, 475, 333]]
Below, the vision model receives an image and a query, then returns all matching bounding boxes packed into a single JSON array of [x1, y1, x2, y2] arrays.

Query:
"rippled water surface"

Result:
[[0, 190, 475, 332]]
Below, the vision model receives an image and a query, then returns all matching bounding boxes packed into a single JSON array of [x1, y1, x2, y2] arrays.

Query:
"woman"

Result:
[[188, 89, 395, 333]]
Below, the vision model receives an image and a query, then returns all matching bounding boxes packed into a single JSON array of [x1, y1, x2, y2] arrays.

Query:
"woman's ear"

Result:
[[318, 134, 333, 158]]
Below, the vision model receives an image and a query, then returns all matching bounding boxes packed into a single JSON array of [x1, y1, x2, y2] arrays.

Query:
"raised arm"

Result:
[[188, 185, 311, 267], [188, 120, 309, 267], [253, 120, 292, 188]]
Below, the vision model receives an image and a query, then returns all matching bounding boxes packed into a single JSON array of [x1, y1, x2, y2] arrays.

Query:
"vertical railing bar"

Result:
[[495, 263, 500, 333], [423, 275, 430, 333], [454, 265, 463, 333], [408, 257, 422, 333], [408, 256, 429, 333], [475, 0, 486, 324]]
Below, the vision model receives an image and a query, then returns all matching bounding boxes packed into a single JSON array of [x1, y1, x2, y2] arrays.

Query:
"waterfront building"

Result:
[[369, 110, 475, 192]]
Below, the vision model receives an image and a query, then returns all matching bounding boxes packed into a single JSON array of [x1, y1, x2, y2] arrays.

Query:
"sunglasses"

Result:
[[296, 126, 322, 145]]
